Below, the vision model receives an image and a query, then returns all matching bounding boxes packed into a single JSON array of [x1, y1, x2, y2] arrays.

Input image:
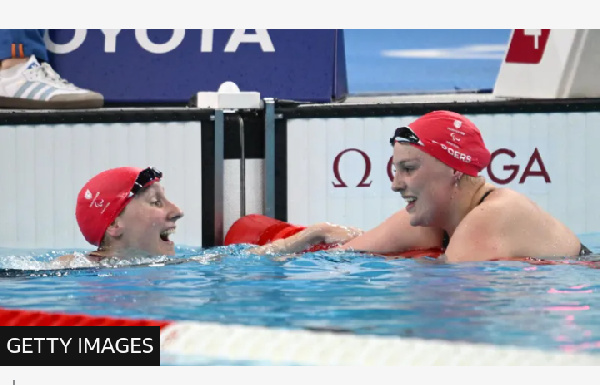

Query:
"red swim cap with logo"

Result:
[[391, 110, 491, 176], [75, 167, 161, 246]]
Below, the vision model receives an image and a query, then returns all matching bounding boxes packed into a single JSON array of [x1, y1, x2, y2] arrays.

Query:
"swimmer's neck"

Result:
[[440, 178, 493, 237]]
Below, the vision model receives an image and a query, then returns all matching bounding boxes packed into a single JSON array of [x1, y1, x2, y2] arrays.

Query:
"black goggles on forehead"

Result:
[[129, 167, 162, 197], [389, 126, 423, 146]]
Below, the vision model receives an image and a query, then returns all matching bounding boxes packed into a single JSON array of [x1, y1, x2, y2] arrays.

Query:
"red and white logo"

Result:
[[85, 189, 111, 214], [505, 29, 551, 64]]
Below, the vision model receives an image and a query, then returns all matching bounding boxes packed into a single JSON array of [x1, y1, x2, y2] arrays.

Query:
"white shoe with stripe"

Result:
[[0, 55, 103, 109]]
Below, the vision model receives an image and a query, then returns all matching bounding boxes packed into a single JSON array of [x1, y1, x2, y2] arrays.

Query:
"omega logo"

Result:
[[332, 147, 551, 187], [332, 148, 372, 187]]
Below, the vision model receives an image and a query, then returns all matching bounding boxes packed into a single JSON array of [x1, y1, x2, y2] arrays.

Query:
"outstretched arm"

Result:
[[339, 209, 444, 253], [248, 222, 364, 255], [249, 209, 444, 256]]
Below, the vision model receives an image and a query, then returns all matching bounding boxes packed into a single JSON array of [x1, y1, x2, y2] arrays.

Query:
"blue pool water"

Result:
[[1, 233, 600, 361]]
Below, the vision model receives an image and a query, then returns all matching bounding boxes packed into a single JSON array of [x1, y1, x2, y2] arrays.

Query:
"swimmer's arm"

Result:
[[338, 209, 443, 253], [248, 222, 363, 255]]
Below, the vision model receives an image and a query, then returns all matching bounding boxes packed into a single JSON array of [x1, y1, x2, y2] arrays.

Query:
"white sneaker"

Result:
[[0, 55, 103, 109]]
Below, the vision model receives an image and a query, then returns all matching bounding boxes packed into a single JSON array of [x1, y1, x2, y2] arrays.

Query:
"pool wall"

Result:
[[281, 103, 600, 234], [1, 98, 600, 249]]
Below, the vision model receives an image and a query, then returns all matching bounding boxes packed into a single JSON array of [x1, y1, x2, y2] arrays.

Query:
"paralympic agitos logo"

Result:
[[332, 147, 551, 187]]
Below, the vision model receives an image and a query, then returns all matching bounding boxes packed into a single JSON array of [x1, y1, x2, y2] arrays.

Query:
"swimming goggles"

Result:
[[390, 126, 424, 146], [129, 167, 163, 197]]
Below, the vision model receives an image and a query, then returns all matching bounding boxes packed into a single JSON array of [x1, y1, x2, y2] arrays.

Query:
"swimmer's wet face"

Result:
[[107, 182, 184, 257], [389, 111, 492, 228], [76, 166, 184, 258], [391, 143, 455, 227]]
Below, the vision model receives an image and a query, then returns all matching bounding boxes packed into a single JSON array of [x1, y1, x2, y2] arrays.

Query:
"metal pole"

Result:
[[214, 109, 225, 245], [264, 98, 276, 218], [238, 115, 246, 217]]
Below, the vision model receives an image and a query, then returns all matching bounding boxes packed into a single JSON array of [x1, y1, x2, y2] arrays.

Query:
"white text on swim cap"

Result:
[[85, 190, 111, 215], [440, 143, 472, 163]]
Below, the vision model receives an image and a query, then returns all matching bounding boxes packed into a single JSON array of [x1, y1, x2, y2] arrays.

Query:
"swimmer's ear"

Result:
[[453, 170, 464, 183], [105, 218, 124, 238]]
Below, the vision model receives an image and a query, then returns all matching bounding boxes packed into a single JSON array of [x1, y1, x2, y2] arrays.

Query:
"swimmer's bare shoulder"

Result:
[[54, 252, 103, 265], [447, 188, 579, 261], [55, 254, 76, 263], [445, 196, 515, 261]]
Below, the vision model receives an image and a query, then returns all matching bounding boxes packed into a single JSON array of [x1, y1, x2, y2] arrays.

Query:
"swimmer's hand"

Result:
[[248, 222, 364, 255], [320, 223, 364, 245]]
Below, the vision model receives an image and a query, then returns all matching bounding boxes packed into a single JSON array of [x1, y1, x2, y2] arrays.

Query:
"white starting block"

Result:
[[494, 29, 600, 98]]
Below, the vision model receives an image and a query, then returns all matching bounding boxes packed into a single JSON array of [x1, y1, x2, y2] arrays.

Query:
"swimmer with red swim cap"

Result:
[[250, 110, 589, 261], [57, 166, 184, 263]]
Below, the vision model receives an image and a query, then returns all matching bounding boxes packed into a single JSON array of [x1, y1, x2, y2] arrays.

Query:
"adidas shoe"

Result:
[[0, 55, 104, 109]]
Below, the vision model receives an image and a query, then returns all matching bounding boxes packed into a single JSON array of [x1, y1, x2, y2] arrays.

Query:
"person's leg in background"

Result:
[[0, 29, 46, 70], [0, 29, 103, 109]]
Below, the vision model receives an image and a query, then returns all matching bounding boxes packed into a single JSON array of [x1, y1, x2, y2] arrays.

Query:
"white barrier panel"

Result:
[[494, 29, 600, 98], [161, 321, 600, 365], [0, 121, 203, 250], [286, 112, 600, 235]]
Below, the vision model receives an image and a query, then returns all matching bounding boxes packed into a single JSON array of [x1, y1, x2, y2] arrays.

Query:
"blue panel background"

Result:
[[48, 29, 345, 104]]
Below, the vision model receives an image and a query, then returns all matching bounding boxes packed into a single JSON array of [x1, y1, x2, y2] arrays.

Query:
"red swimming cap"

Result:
[[392, 110, 491, 177], [75, 167, 161, 246]]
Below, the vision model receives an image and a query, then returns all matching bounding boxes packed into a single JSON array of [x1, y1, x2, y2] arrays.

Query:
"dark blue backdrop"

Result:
[[47, 29, 347, 104]]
